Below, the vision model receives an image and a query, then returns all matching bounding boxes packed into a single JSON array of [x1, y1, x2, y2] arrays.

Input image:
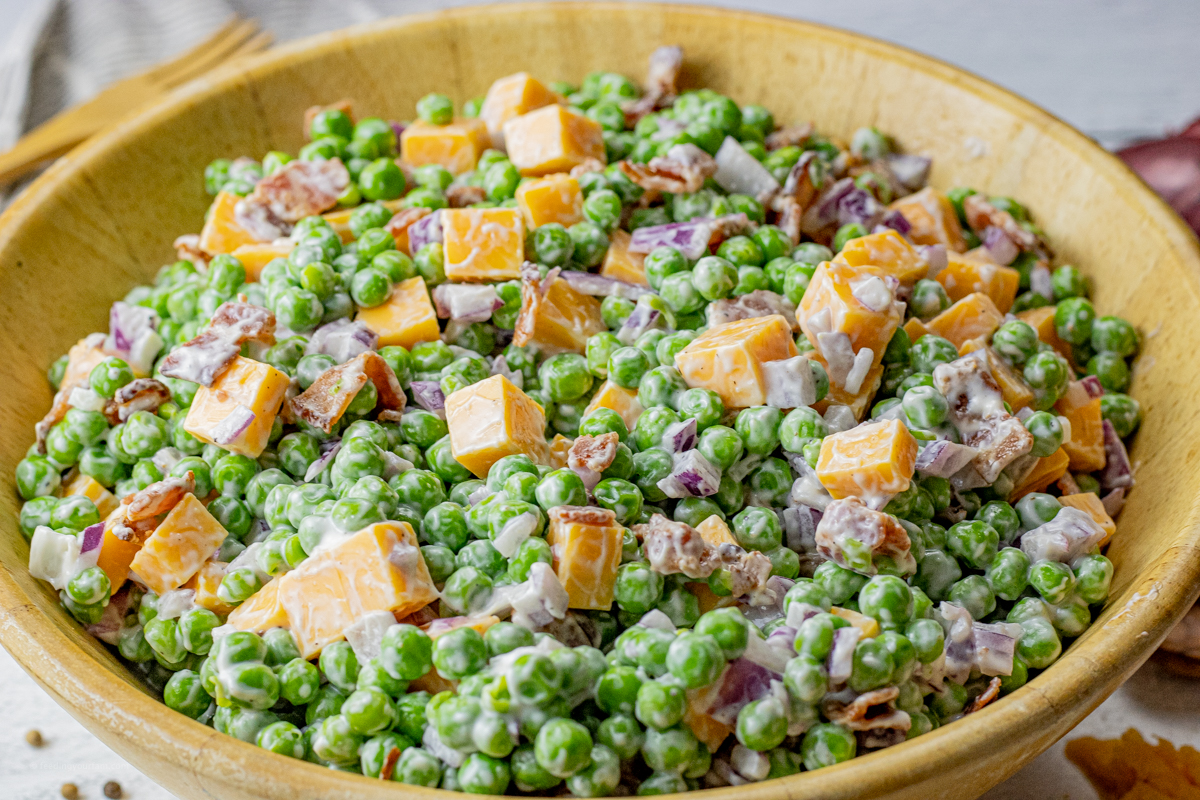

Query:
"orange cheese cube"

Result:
[[356, 275, 441, 349], [1056, 388, 1106, 472], [925, 292, 1005, 348], [442, 207, 525, 282], [812, 357, 884, 422], [816, 418, 918, 500], [64, 338, 110, 388], [546, 506, 625, 610], [1059, 492, 1117, 545], [584, 381, 645, 431], [184, 356, 290, 458], [937, 252, 1020, 313], [129, 493, 229, 596], [445, 374, 550, 478], [65, 473, 118, 519], [889, 188, 966, 252], [600, 229, 649, 286], [548, 434, 573, 470], [831, 606, 881, 638], [514, 273, 607, 354], [685, 682, 735, 751], [1012, 447, 1070, 499], [515, 173, 583, 229], [323, 199, 407, 244], [1018, 306, 1071, 357], [958, 339, 1035, 412], [277, 521, 437, 658], [696, 515, 739, 548], [95, 507, 150, 592], [684, 581, 737, 615], [503, 105, 606, 176], [832, 229, 928, 286], [798, 260, 903, 364], [198, 191, 259, 255], [231, 242, 294, 282], [480, 72, 560, 146], [184, 560, 235, 616], [401, 118, 490, 176], [227, 577, 288, 632], [904, 317, 929, 343], [675, 315, 798, 409]]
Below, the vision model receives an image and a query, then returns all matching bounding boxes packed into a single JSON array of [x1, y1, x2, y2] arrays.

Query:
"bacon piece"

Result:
[[569, 158, 607, 178], [550, 505, 619, 528], [634, 513, 772, 598], [962, 193, 1040, 252], [380, 746, 402, 781], [397, 603, 440, 627], [236, 159, 351, 240], [303, 99, 354, 136], [173, 234, 208, 268], [123, 474, 196, 523], [33, 390, 73, 454], [822, 686, 911, 733], [622, 45, 683, 124], [384, 206, 431, 242], [934, 353, 1034, 483], [568, 432, 618, 476], [765, 123, 815, 152], [706, 290, 798, 330], [619, 144, 717, 195], [446, 185, 487, 208], [771, 152, 825, 243], [815, 497, 916, 576], [105, 378, 172, 424], [965, 677, 1002, 714], [289, 352, 405, 433], [159, 301, 277, 387]]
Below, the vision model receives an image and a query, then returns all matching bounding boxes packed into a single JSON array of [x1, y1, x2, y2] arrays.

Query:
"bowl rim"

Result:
[[1, 3, 1199, 799]]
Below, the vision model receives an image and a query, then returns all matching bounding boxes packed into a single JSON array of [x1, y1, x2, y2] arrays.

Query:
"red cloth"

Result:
[[1117, 119, 1200, 235]]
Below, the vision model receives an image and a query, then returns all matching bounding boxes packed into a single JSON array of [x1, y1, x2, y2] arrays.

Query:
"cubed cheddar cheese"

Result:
[[816, 418, 918, 501], [272, 521, 437, 658], [231, 242, 294, 282], [65, 473, 118, 519], [684, 581, 737, 615], [1018, 306, 1071, 357], [1012, 447, 1071, 499], [480, 72, 560, 146], [514, 273, 607, 354], [227, 577, 288, 632], [548, 434, 573, 469], [889, 188, 966, 252], [442, 208, 525, 282], [599, 229, 649, 286], [323, 199, 405, 243], [1056, 387, 1106, 472], [675, 315, 798, 409], [445, 374, 550, 478], [515, 173, 583, 229], [503, 105, 606, 176], [129, 493, 229, 596], [584, 381, 645, 431], [696, 515, 739, 548], [936, 252, 1020, 313], [903, 317, 930, 343], [1059, 492, 1117, 545], [184, 356, 290, 458], [958, 339, 1035, 412], [684, 682, 735, 751], [831, 606, 881, 638], [832, 229, 928, 286], [184, 560, 235, 616], [401, 118, 490, 176], [546, 505, 624, 610], [813, 358, 885, 422], [64, 337, 110, 388], [356, 275, 441, 349], [95, 507, 150, 591], [798, 260, 903, 363], [198, 191, 259, 255], [925, 292, 1005, 348]]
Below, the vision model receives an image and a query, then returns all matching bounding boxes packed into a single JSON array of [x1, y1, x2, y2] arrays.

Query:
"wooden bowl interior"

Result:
[[1, 4, 1198, 799]]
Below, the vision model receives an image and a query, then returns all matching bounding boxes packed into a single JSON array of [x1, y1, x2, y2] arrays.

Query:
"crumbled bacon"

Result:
[[822, 686, 911, 733], [397, 603, 440, 627], [706, 290, 798, 330], [446, 185, 487, 208], [380, 746, 402, 781], [548, 505, 619, 529], [159, 301, 277, 387], [634, 514, 772, 598], [618, 144, 717, 194], [770, 153, 824, 240], [765, 123, 814, 151], [104, 378, 172, 424], [962, 193, 1040, 252], [569, 158, 607, 178], [622, 45, 683, 124], [173, 234, 208, 268], [34, 390, 73, 454], [933, 353, 1033, 483], [965, 677, 1002, 714], [815, 497, 916, 576], [236, 159, 350, 241], [303, 99, 353, 136], [123, 473, 195, 523], [289, 351, 405, 433], [384, 207, 431, 241], [568, 432, 619, 479]]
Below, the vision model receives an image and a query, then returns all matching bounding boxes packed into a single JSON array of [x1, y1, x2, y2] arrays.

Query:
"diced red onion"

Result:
[[781, 505, 823, 553], [973, 622, 1020, 676], [616, 302, 661, 345], [152, 446, 183, 475], [918, 244, 948, 280], [657, 449, 722, 498], [1080, 375, 1105, 398], [306, 319, 378, 363], [1099, 419, 1134, 491], [107, 301, 158, 355], [1019, 507, 1106, 564], [728, 454, 765, 482], [209, 404, 256, 445], [660, 418, 698, 453], [826, 626, 861, 683], [493, 512, 538, 558], [785, 601, 823, 629], [802, 178, 856, 233], [423, 727, 465, 768], [732, 744, 772, 782], [628, 219, 716, 260], [816, 332, 855, 385], [304, 441, 342, 482], [155, 588, 197, 620], [704, 658, 778, 724], [638, 609, 676, 632], [511, 562, 569, 630], [837, 187, 885, 229], [742, 632, 791, 675], [28, 526, 80, 590], [916, 440, 979, 478], [432, 283, 502, 322], [67, 387, 106, 413], [344, 610, 398, 664], [382, 451, 415, 480], [410, 381, 446, 411], [886, 154, 932, 190], [762, 356, 818, 409], [823, 404, 857, 433], [713, 136, 780, 199], [1102, 487, 1127, 517], [571, 463, 603, 493], [982, 226, 1020, 265], [490, 354, 524, 389], [1030, 264, 1054, 300], [878, 209, 913, 236], [556, 269, 657, 300], [81, 522, 105, 554], [407, 210, 443, 255], [844, 347, 875, 395], [467, 485, 492, 506], [389, 121, 406, 141]]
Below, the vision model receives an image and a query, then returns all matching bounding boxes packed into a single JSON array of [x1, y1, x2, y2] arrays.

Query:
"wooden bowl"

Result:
[[0, 4, 1197, 799]]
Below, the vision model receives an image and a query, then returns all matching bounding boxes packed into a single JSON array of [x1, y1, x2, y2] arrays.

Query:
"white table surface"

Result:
[[4, 1, 1200, 798]]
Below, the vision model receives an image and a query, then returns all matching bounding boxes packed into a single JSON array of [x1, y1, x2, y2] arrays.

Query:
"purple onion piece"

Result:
[[982, 226, 1019, 265], [490, 354, 524, 389], [628, 219, 715, 260], [432, 283, 501, 322], [1099, 419, 1134, 491], [879, 209, 913, 236], [410, 381, 446, 411], [407, 210, 443, 256], [389, 121, 406, 142], [656, 449, 721, 498], [780, 506, 822, 553], [713, 136, 780, 198], [826, 626, 861, 684], [306, 318, 378, 364], [556, 269, 657, 300], [304, 441, 342, 482], [1080, 375, 1105, 398], [80, 522, 105, 554], [705, 658, 777, 724], [886, 154, 932, 190], [209, 404, 256, 445], [837, 187, 885, 229], [616, 303, 660, 345], [761, 356, 817, 409], [660, 418, 698, 454], [1102, 487, 1127, 517], [973, 624, 1018, 676], [915, 440, 979, 479]]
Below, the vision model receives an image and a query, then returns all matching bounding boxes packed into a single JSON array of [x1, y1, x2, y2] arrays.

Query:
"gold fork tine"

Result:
[[153, 19, 261, 88], [141, 17, 251, 83]]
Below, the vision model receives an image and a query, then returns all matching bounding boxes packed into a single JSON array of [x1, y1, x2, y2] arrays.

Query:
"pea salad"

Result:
[[18, 46, 1142, 795]]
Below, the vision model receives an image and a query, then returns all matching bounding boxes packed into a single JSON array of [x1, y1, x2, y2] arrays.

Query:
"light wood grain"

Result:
[[0, 4, 1197, 800]]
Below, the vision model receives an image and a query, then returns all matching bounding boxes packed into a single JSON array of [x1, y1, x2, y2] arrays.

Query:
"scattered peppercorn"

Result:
[[103, 781, 123, 799], [61, 783, 79, 800], [25, 729, 43, 747]]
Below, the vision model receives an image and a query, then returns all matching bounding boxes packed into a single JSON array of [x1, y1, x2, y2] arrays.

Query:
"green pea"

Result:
[[1075, 553, 1114, 604], [414, 241, 446, 285], [1086, 352, 1131, 392], [568, 221, 609, 268], [1054, 297, 1095, 345], [614, 562, 664, 615], [1091, 315, 1138, 358], [1050, 264, 1088, 300], [643, 247, 689, 291], [1024, 411, 1065, 458], [1016, 492, 1062, 530], [735, 406, 782, 455], [1017, 616, 1062, 669], [913, 549, 962, 601], [608, 346, 651, 390], [415, 92, 454, 124], [484, 160, 521, 202], [635, 679, 686, 731], [801, 723, 857, 771], [1029, 559, 1076, 605], [631, 447, 673, 502]]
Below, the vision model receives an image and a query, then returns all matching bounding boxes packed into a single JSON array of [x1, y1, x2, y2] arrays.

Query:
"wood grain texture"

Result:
[[0, 5, 1198, 800]]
